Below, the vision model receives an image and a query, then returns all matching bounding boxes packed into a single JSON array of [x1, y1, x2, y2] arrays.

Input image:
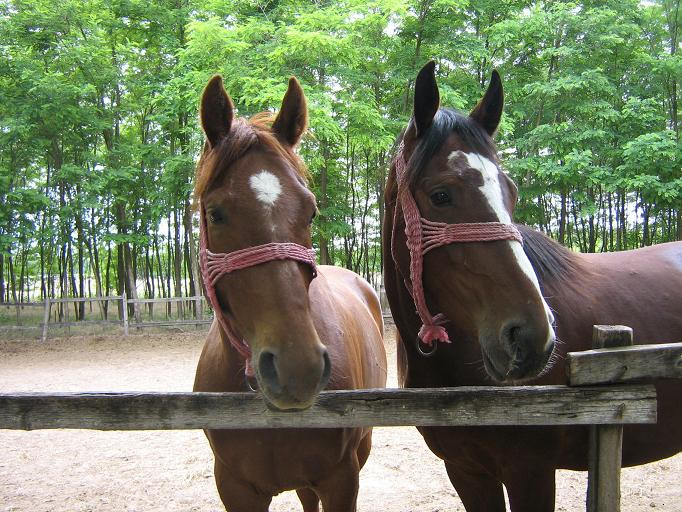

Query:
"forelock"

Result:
[[193, 114, 308, 207], [405, 109, 497, 186]]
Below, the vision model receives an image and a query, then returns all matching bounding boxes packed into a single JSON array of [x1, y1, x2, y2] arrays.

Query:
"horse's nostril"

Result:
[[258, 350, 282, 394], [502, 324, 523, 352], [320, 349, 332, 389]]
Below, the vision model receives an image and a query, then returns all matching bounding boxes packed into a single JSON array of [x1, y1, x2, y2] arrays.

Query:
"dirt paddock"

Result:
[[1, 326, 680, 511]]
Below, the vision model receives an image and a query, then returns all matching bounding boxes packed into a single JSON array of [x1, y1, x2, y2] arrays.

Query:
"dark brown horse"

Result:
[[194, 75, 387, 511], [383, 61, 682, 511]]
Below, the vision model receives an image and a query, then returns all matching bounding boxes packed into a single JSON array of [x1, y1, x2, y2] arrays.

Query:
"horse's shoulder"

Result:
[[584, 241, 682, 272], [316, 265, 378, 299], [311, 265, 383, 333]]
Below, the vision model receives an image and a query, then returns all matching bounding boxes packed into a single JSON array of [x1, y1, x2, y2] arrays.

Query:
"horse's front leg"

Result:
[[504, 465, 556, 512], [214, 459, 272, 512], [313, 454, 360, 512], [444, 461, 506, 512], [296, 487, 320, 512]]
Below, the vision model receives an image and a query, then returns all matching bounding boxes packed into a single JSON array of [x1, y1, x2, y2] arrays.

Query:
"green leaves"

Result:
[[1, 0, 681, 301]]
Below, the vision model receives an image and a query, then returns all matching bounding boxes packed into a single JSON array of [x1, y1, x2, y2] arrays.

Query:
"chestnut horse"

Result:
[[194, 75, 386, 512], [383, 61, 682, 511]]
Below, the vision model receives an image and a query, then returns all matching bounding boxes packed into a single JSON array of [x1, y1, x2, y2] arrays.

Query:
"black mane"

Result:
[[517, 225, 581, 285], [404, 108, 497, 185]]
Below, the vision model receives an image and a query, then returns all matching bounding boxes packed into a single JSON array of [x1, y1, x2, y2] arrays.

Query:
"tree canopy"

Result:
[[1, 0, 680, 306]]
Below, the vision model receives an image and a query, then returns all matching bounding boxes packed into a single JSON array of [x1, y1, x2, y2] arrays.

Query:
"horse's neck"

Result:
[[550, 246, 682, 347], [195, 322, 251, 392]]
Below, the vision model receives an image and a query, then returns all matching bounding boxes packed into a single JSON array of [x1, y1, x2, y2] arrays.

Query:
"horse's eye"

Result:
[[208, 209, 224, 224], [430, 190, 451, 206], [309, 210, 316, 226]]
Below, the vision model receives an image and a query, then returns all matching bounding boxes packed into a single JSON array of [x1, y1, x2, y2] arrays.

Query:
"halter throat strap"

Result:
[[391, 142, 523, 346], [199, 207, 317, 376]]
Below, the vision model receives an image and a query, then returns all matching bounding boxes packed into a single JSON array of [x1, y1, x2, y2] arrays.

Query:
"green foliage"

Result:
[[1, 0, 681, 303]]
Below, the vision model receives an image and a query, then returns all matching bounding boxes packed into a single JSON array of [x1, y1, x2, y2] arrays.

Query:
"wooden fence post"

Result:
[[65, 295, 70, 336], [195, 295, 203, 322], [121, 293, 129, 336], [41, 298, 51, 342], [586, 325, 633, 512]]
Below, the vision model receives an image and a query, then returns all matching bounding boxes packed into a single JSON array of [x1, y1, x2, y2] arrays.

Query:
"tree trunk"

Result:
[[115, 203, 141, 323], [167, 214, 172, 315], [0, 251, 4, 303], [154, 233, 167, 298], [318, 139, 331, 265], [183, 199, 202, 314], [7, 253, 17, 303], [173, 207, 183, 315], [75, 207, 86, 320], [558, 188, 568, 245]]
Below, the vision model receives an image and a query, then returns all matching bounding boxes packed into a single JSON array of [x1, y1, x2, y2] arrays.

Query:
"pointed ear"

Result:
[[200, 75, 234, 148], [272, 77, 308, 147], [413, 61, 440, 138], [469, 70, 504, 136]]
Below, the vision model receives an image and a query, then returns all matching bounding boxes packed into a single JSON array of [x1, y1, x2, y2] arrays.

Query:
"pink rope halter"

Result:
[[392, 142, 523, 348], [199, 207, 317, 376]]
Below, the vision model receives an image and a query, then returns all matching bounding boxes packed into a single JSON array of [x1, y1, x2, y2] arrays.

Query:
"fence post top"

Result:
[[592, 325, 634, 349]]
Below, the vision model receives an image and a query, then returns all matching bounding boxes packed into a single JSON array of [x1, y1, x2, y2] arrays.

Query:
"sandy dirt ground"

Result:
[[1, 326, 680, 511]]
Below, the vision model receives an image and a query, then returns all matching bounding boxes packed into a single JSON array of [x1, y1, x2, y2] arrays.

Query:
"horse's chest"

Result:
[[207, 428, 355, 492]]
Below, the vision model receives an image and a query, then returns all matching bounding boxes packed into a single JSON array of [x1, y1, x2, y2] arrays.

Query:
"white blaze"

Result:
[[249, 170, 282, 208], [451, 151, 556, 332]]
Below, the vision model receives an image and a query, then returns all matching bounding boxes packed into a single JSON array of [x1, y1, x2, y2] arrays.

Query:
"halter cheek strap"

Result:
[[199, 207, 317, 376], [392, 142, 523, 347]]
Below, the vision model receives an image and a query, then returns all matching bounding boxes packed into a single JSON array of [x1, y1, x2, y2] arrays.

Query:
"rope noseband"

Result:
[[199, 207, 317, 376], [391, 142, 523, 349]]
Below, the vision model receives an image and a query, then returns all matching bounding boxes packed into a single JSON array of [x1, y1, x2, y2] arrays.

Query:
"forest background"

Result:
[[1, 0, 680, 314]]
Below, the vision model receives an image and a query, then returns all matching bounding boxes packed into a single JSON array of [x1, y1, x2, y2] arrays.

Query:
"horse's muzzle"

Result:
[[483, 320, 555, 382], [255, 345, 331, 410]]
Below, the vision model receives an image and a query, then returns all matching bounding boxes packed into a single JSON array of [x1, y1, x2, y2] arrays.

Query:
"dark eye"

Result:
[[208, 209, 224, 224], [309, 210, 317, 225], [430, 190, 451, 206]]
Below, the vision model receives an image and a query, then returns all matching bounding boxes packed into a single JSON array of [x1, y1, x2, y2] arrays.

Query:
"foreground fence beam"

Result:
[[0, 385, 656, 431], [568, 342, 682, 386]]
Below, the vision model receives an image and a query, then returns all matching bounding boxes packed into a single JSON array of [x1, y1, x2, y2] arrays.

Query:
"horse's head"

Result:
[[393, 62, 555, 382], [196, 75, 330, 409]]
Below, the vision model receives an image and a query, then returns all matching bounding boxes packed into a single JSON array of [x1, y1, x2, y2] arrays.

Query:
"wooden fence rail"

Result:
[[568, 342, 682, 385], [0, 385, 656, 431], [22, 295, 212, 341], [1, 325, 679, 512]]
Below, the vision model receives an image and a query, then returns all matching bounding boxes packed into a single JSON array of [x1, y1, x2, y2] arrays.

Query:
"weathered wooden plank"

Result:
[[46, 296, 122, 304], [122, 292, 128, 336], [133, 320, 213, 327], [41, 298, 50, 342], [592, 325, 633, 349], [43, 320, 124, 328], [0, 385, 656, 431], [587, 424, 623, 512], [586, 325, 633, 512], [126, 296, 206, 304], [568, 342, 682, 386]]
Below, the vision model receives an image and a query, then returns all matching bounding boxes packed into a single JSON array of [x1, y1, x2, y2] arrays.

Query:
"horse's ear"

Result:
[[272, 77, 308, 147], [469, 70, 504, 136], [413, 61, 440, 138], [200, 75, 234, 148]]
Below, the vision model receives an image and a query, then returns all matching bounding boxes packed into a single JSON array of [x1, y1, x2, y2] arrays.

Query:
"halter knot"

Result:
[[418, 314, 450, 346]]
